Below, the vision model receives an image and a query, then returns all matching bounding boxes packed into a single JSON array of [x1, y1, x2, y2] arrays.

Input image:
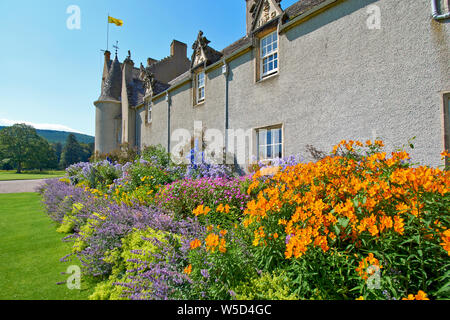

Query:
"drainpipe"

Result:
[[166, 92, 171, 153], [222, 61, 229, 155], [431, 0, 450, 20]]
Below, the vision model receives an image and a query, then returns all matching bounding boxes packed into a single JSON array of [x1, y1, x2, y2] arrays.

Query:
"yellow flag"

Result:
[[108, 16, 123, 26]]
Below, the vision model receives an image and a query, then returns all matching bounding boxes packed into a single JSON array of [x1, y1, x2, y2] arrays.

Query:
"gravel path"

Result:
[[0, 179, 47, 194]]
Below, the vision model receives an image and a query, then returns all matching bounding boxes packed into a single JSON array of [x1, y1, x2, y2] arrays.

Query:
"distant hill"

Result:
[[0, 126, 94, 145]]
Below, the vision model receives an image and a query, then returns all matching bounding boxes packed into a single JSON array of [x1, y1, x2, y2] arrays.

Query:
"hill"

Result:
[[0, 126, 94, 145]]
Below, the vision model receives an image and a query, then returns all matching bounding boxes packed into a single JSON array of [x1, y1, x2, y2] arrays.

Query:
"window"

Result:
[[257, 126, 282, 161], [147, 101, 152, 124], [196, 71, 205, 104], [260, 31, 278, 78]]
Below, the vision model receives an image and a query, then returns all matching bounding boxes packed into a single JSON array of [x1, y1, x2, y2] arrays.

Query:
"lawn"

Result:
[[0, 170, 65, 181], [0, 193, 92, 300]]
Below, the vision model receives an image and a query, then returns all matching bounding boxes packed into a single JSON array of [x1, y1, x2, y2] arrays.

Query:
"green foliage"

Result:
[[56, 202, 84, 234], [234, 270, 299, 300], [60, 134, 84, 168], [0, 123, 57, 172], [26, 137, 58, 170], [141, 144, 171, 168], [127, 162, 174, 192]]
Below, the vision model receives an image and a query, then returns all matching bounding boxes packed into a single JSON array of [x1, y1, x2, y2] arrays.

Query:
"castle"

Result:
[[94, 0, 450, 168]]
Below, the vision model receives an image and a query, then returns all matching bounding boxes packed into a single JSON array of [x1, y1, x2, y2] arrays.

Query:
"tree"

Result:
[[0, 124, 42, 173], [26, 137, 58, 171], [60, 134, 83, 168], [53, 142, 63, 167], [79, 142, 94, 163]]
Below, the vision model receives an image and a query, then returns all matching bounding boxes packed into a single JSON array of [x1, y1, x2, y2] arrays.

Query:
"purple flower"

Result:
[[201, 269, 209, 279]]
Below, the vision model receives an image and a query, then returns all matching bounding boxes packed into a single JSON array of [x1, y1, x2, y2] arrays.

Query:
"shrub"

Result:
[[155, 177, 251, 226], [233, 270, 299, 300], [66, 161, 123, 190], [90, 227, 172, 300]]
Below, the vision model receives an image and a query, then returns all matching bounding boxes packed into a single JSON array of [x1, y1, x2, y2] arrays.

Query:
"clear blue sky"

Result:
[[0, 0, 298, 136]]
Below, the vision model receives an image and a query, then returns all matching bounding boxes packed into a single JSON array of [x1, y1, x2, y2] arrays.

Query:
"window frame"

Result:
[[196, 71, 206, 105], [259, 31, 279, 79], [256, 125, 283, 162]]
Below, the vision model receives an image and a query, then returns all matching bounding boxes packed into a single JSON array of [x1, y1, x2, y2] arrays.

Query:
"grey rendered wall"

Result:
[[95, 101, 121, 154], [229, 0, 450, 167], [169, 68, 226, 145], [139, 96, 169, 149]]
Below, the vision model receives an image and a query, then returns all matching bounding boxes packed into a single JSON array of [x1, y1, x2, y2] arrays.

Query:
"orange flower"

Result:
[[394, 216, 405, 235], [205, 233, 219, 252], [217, 204, 231, 214], [402, 290, 429, 300], [190, 238, 201, 250], [193, 205, 211, 216], [183, 264, 192, 275], [356, 253, 382, 281], [440, 229, 450, 256], [219, 238, 227, 253], [415, 290, 429, 300]]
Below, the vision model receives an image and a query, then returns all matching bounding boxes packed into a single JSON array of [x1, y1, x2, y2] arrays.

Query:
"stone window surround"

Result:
[[144, 99, 153, 126], [254, 25, 279, 83], [260, 31, 279, 78], [193, 67, 206, 107], [254, 123, 284, 162]]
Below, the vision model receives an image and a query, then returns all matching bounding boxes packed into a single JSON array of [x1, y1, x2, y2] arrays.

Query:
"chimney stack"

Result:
[[170, 40, 187, 58]]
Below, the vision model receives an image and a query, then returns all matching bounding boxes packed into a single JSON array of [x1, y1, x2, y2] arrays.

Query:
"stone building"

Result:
[[94, 0, 450, 168]]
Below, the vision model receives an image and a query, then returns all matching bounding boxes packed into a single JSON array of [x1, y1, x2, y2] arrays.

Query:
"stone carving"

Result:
[[139, 62, 156, 95], [252, 0, 281, 30], [192, 31, 210, 67]]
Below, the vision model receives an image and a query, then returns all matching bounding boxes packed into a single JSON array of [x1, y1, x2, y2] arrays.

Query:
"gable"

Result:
[[192, 47, 207, 67], [253, 0, 283, 31]]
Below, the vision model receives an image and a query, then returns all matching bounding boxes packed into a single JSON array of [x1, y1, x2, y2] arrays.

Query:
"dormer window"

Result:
[[196, 71, 205, 104], [260, 31, 278, 78]]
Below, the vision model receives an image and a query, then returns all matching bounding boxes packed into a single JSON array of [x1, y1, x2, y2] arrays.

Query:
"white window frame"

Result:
[[260, 31, 279, 79], [256, 126, 283, 161], [196, 71, 205, 104], [147, 101, 152, 124]]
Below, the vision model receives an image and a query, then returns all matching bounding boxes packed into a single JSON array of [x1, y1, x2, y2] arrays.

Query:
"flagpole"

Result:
[[107, 13, 110, 51]]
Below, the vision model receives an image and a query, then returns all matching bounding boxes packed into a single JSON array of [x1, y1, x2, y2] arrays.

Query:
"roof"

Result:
[[221, 36, 252, 57], [99, 55, 122, 101], [283, 0, 331, 20]]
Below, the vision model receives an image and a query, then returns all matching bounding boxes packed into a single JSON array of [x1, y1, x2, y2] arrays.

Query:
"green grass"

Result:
[[0, 170, 65, 181], [0, 193, 93, 300]]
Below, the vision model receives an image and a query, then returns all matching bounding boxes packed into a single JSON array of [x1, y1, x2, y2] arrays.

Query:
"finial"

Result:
[[113, 41, 119, 57]]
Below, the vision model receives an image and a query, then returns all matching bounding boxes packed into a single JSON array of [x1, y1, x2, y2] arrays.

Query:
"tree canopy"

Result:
[[0, 124, 58, 173]]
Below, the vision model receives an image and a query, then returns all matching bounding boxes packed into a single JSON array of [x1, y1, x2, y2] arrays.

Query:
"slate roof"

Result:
[[221, 36, 252, 57], [284, 0, 331, 20], [99, 55, 122, 101]]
